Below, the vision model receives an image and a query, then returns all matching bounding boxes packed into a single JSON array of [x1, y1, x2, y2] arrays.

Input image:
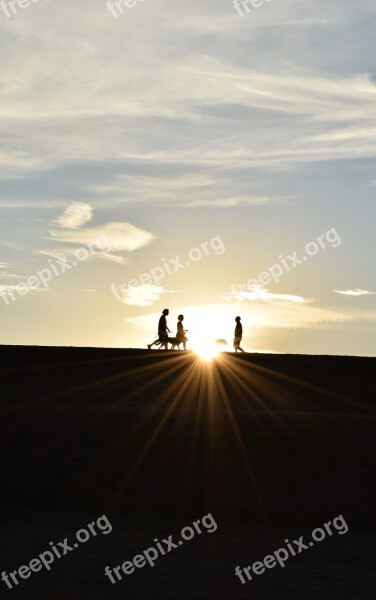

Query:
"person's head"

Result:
[[235, 316, 241, 322], [162, 309, 169, 316], [178, 314, 184, 321]]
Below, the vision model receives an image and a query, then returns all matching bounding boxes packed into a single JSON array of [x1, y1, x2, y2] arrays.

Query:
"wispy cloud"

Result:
[[51, 202, 93, 230], [1, 0, 376, 205], [0, 272, 23, 281], [120, 284, 166, 307], [0, 284, 49, 297], [184, 196, 289, 208], [334, 289, 376, 296], [48, 222, 155, 252], [0, 263, 24, 281], [225, 285, 306, 303]]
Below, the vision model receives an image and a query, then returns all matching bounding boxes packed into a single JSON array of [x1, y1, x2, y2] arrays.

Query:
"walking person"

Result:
[[147, 309, 171, 350], [171, 314, 188, 350], [233, 316, 245, 353]]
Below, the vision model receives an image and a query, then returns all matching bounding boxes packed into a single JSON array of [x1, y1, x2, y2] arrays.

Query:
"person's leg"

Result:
[[149, 337, 165, 349], [160, 336, 168, 350], [148, 339, 160, 349]]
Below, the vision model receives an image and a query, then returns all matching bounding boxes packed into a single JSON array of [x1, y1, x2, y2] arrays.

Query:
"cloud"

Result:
[[0, 263, 25, 281], [225, 284, 306, 303], [184, 196, 284, 208], [0, 272, 23, 281], [334, 289, 376, 296], [1, 0, 376, 208], [120, 284, 165, 307], [87, 173, 283, 209], [48, 222, 155, 252], [38, 246, 130, 266], [51, 202, 93, 229], [42, 205, 156, 264], [0, 284, 49, 301]]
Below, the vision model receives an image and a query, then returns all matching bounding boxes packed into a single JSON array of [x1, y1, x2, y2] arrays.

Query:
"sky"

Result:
[[0, 0, 375, 354]]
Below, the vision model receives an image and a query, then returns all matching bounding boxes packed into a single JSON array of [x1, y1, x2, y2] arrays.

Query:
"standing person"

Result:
[[233, 316, 245, 353], [147, 309, 171, 350], [173, 314, 188, 350]]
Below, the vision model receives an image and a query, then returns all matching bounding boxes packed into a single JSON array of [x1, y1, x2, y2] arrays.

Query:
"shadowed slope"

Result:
[[1, 346, 375, 528]]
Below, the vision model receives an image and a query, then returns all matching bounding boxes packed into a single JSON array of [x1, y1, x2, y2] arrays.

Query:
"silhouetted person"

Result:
[[148, 308, 171, 350], [233, 316, 245, 353], [171, 314, 188, 350]]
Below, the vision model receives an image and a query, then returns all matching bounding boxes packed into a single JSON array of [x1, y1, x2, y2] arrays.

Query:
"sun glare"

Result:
[[195, 341, 220, 362]]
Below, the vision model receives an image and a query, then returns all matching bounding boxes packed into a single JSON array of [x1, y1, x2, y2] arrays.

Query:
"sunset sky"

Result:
[[1, 0, 375, 354]]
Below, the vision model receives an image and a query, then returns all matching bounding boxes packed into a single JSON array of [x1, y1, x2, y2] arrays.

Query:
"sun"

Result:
[[195, 341, 220, 362], [178, 305, 228, 361]]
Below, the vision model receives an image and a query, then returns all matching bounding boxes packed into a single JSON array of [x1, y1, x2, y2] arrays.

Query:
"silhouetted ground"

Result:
[[0, 346, 375, 599]]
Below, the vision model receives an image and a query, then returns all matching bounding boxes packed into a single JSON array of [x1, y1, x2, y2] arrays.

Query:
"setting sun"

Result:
[[195, 340, 221, 361]]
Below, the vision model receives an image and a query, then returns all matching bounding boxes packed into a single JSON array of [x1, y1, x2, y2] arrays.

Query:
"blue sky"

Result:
[[0, 0, 375, 353]]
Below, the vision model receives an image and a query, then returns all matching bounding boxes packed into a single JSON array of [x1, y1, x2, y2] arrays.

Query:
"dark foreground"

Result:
[[0, 346, 375, 599]]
